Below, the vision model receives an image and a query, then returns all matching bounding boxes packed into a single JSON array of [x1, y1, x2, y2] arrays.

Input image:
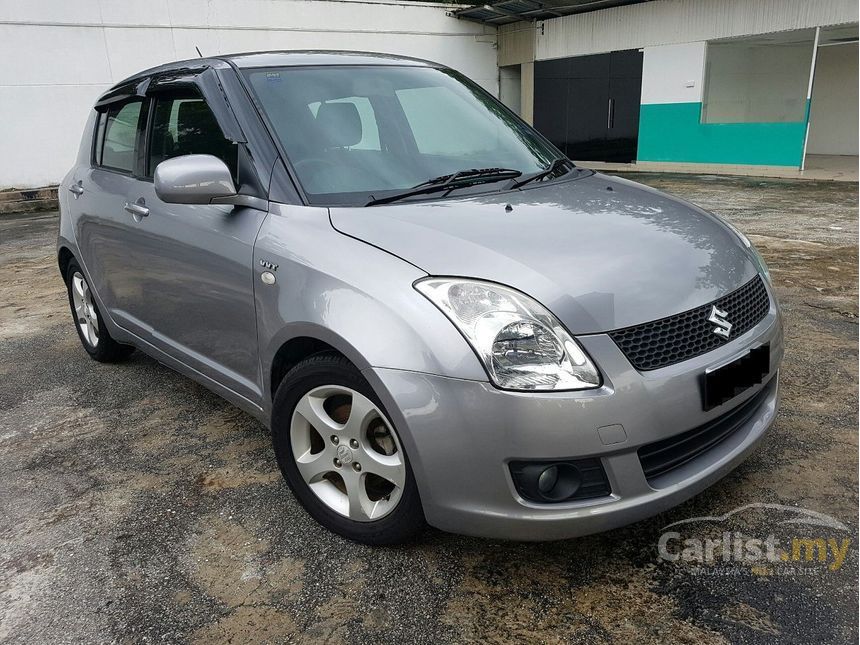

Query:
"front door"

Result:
[[534, 50, 643, 163], [121, 90, 268, 403]]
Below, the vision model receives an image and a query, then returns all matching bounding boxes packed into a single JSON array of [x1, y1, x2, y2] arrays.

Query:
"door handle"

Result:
[[607, 97, 615, 129], [69, 181, 84, 198], [123, 201, 149, 218]]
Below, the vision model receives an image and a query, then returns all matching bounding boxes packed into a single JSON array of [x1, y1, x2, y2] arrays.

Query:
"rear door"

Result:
[[119, 86, 268, 403], [75, 98, 149, 320]]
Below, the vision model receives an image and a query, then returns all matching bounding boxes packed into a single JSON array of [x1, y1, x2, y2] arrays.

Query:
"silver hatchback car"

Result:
[[58, 51, 782, 544]]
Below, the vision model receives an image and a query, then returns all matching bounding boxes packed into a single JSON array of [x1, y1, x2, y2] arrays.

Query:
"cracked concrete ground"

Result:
[[0, 174, 857, 644]]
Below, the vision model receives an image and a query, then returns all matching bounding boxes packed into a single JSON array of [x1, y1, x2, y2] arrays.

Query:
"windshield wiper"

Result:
[[365, 167, 522, 206], [510, 158, 572, 189]]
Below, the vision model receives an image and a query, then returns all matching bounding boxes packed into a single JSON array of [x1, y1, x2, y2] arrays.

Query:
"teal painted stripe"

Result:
[[637, 102, 808, 167]]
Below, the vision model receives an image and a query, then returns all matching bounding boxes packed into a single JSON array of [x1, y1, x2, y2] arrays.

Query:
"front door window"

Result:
[[147, 95, 238, 180]]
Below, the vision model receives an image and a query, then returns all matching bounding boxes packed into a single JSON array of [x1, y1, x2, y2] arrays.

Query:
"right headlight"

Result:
[[415, 278, 601, 391]]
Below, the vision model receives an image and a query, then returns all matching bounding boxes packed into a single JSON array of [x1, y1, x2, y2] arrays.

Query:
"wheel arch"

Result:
[[57, 246, 76, 281], [266, 324, 372, 403]]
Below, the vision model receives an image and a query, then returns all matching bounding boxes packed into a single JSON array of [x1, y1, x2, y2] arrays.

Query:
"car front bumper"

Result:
[[365, 302, 783, 541]]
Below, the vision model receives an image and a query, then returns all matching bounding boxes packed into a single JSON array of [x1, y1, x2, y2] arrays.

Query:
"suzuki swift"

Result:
[[58, 51, 782, 544]]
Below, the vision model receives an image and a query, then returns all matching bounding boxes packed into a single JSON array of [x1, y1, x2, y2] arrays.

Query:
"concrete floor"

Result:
[[0, 175, 857, 644], [803, 155, 859, 182]]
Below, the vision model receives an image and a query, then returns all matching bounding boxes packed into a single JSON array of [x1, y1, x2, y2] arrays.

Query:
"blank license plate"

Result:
[[702, 344, 770, 411]]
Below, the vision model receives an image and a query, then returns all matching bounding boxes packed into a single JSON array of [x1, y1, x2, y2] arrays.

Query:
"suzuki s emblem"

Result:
[[708, 305, 732, 339]]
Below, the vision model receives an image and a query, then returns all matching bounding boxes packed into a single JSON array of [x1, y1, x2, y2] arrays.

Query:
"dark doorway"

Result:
[[534, 50, 643, 162]]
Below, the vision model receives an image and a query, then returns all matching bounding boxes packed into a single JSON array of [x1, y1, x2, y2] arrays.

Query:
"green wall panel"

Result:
[[637, 102, 808, 167]]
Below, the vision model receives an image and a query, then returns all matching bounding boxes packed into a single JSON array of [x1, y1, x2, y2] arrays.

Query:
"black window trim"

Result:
[[139, 94, 157, 183]]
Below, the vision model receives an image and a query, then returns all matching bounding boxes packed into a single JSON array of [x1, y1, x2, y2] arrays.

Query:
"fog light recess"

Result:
[[510, 458, 610, 503]]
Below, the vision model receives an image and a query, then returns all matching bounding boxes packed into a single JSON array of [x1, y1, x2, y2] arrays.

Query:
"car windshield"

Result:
[[243, 65, 562, 206]]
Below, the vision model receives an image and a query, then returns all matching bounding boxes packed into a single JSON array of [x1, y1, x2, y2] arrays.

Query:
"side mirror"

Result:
[[154, 154, 238, 205]]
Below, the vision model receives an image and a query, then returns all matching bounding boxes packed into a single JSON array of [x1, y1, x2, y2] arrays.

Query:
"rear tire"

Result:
[[65, 259, 134, 363], [271, 352, 425, 545]]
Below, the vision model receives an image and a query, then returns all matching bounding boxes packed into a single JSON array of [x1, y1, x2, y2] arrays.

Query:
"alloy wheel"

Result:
[[289, 385, 406, 521], [71, 271, 99, 348]]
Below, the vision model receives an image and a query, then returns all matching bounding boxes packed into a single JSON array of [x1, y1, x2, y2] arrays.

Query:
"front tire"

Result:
[[65, 259, 134, 363], [271, 353, 425, 545]]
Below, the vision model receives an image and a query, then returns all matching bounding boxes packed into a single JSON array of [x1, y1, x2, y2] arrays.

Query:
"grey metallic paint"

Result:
[[253, 202, 487, 406], [58, 51, 784, 540], [366, 309, 781, 539], [331, 172, 760, 334], [153, 154, 237, 204]]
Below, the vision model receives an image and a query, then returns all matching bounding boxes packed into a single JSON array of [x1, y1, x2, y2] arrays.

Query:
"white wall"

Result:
[[0, 0, 497, 189], [640, 42, 706, 105], [498, 21, 534, 66], [807, 43, 859, 155], [536, 0, 858, 61]]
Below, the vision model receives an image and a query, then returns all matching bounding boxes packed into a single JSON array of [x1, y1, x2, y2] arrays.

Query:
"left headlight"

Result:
[[415, 278, 601, 391]]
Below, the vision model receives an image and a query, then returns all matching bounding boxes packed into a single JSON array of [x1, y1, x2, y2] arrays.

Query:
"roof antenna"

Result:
[[195, 46, 203, 58]]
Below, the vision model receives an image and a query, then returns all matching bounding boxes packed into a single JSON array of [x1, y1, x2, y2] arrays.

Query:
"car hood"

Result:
[[329, 172, 759, 334]]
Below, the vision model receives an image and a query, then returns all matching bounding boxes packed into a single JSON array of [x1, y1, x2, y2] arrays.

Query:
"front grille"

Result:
[[609, 276, 770, 371], [638, 382, 772, 484]]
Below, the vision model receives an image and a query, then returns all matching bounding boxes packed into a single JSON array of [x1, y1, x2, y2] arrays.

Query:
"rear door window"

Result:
[[97, 101, 143, 173]]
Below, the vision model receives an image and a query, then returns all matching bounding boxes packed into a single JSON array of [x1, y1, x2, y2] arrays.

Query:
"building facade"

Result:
[[2, 0, 856, 188], [494, 0, 858, 174]]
